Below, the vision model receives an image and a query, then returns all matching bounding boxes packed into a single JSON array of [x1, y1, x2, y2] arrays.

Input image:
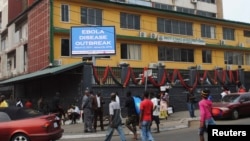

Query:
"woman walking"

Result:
[[159, 90, 169, 120], [198, 89, 216, 141]]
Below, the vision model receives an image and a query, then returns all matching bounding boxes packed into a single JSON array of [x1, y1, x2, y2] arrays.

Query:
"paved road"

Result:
[[61, 109, 199, 139], [60, 117, 250, 141]]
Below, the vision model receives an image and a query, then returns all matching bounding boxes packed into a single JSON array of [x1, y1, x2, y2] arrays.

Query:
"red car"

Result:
[[212, 92, 250, 120], [0, 107, 64, 141]]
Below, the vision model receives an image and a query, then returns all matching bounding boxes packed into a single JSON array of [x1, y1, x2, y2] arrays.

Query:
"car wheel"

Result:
[[11, 133, 30, 141], [231, 110, 239, 120]]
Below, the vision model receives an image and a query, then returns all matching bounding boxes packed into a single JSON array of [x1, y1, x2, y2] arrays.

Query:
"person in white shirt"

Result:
[[104, 92, 126, 141], [150, 92, 160, 133], [70, 104, 81, 124], [220, 86, 231, 99], [16, 97, 23, 107]]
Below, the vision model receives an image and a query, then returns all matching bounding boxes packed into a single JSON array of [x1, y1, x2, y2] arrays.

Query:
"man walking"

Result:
[[94, 91, 105, 131], [49, 92, 61, 113], [139, 91, 154, 141], [150, 92, 160, 133], [187, 88, 196, 118], [104, 92, 126, 141], [125, 91, 138, 140], [82, 89, 94, 133]]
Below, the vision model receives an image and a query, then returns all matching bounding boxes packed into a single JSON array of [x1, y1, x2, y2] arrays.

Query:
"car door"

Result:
[[238, 94, 250, 116]]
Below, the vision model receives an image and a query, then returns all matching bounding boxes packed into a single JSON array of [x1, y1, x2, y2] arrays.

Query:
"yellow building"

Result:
[[53, 0, 250, 71]]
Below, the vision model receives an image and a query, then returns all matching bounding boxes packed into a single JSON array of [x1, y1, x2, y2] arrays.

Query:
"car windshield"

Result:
[[222, 95, 240, 102]]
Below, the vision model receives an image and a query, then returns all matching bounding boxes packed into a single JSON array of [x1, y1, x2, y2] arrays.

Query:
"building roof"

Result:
[[0, 62, 84, 85]]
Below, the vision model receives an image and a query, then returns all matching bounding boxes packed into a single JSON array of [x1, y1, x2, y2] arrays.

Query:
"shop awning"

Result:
[[0, 62, 83, 85]]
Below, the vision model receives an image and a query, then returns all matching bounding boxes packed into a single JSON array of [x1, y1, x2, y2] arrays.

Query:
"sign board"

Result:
[[160, 86, 167, 91], [144, 69, 152, 77], [158, 35, 206, 45], [71, 26, 116, 55]]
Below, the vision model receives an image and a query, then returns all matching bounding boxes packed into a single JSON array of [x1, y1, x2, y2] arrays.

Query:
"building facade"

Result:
[[51, 0, 250, 71], [0, 0, 228, 79]]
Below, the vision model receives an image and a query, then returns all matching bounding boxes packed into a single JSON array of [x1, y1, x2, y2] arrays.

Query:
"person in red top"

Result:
[[237, 81, 246, 93], [238, 85, 246, 93], [25, 99, 33, 108], [139, 91, 154, 141]]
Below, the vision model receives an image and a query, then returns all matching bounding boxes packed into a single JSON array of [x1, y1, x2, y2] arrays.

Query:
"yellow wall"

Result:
[[52, 0, 250, 71]]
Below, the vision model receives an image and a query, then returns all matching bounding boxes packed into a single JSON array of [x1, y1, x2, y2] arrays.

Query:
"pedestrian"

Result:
[[236, 81, 246, 93], [238, 85, 246, 93], [159, 91, 168, 120], [220, 86, 231, 99], [0, 94, 8, 107], [16, 97, 23, 107], [139, 91, 154, 141], [198, 89, 216, 141], [93, 91, 105, 131], [37, 96, 48, 114], [187, 88, 196, 118], [150, 91, 160, 133], [125, 91, 138, 140], [70, 104, 81, 124], [81, 89, 94, 133], [104, 92, 126, 141], [90, 90, 97, 130], [49, 92, 61, 113], [24, 99, 33, 108]]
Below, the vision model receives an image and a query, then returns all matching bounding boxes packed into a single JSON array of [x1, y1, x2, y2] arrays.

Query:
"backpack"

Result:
[[132, 96, 141, 115]]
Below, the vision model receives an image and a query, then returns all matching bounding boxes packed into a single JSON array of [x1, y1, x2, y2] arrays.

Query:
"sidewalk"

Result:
[[61, 110, 200, 139]]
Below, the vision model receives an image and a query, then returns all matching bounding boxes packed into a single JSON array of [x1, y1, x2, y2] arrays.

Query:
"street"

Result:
[[59, 117, 250, 141]]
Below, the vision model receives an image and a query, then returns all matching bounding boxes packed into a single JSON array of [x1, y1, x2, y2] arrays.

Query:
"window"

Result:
[[223, 27, 235, 40], [61, 4, 69, 22], [7, 51, 16, 70], [202, 50, 212, 63], [224, 52, 243, 65], [121, 44, 141, 60], [245, 53, 250, 65], [201, 24, 216, 39], [197, 10, 216, 18], [61, 39, 69, 56], [0, 112, 11, 122], [198, 0, 215, 4], [81, 7, 102, 25], [24, 44, 28, 72], [153, 2, 174, 11], [244, 30, 250, 37], [1, 37, 7, 51], [157, 18, 193, 35], [176, 7, 195, 14], [158, 46, 194, 62], [120, 12, 140, 30]]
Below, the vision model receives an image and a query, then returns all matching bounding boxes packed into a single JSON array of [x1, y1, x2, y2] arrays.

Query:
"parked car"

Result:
[[0, 107, 64, 141], [212, 92, 250, 120]]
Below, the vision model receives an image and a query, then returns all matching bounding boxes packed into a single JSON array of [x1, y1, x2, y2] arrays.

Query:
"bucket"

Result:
[[167, 107, 173, 114]]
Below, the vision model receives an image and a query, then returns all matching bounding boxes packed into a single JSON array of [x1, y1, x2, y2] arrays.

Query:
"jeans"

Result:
[[205, 117, 216, 126], [199, 117, 216, 135], [104, 125, 126, 141], [187, 102, 196, 118], [140, 121, 154, 141]]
